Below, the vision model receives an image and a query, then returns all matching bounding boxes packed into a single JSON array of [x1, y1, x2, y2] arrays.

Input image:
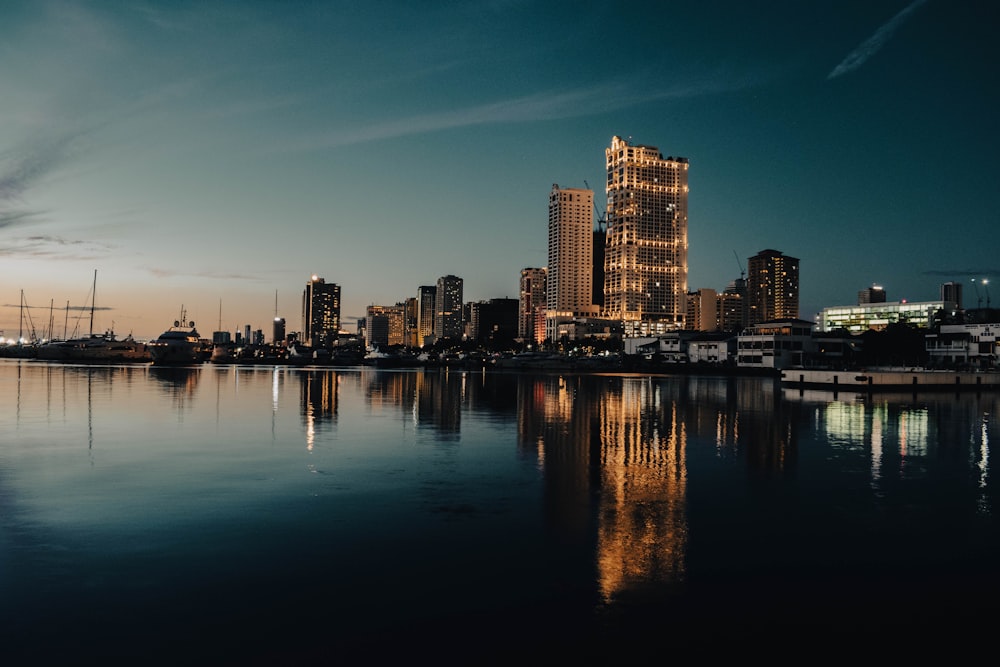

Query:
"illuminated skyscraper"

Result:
[[302, 275, 341, 348], [603, 135, 688, 336], [417, 285, 437, 347], [746, 249, 799, 325], [434, 275, 463, 341], [546, 184, 596, 341], [519, 267, 547, 344]]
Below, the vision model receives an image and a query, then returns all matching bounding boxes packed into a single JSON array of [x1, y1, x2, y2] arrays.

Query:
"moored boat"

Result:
[[149, 308, 205, 366]]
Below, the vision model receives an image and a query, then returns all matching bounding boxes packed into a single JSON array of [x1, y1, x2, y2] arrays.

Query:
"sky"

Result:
[[2, 0, 998, 341]]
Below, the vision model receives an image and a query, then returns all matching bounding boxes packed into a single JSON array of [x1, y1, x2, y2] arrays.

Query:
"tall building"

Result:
[[272, 317, 286, 345], [417, 285, 437, 347], [717, 280, 745, 333], [302, 275, 341, 348], [469, 298, 518, 343], [519, 267, 547, 344], [941, 281, 963, 309], [858, 284, 887, 305], [365, 303, 406, 348], [685, 288, 718, 331], [403, 297, 418, 348], [546, 184, 596, 341], [435, 275, 463, 341], [746, 249, 799, 325], [603, 135, 689, 336]]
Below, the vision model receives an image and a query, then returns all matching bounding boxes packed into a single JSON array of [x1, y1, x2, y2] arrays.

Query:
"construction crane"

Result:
[[583, 180, 608, 232], [733, 250, 745, 280]]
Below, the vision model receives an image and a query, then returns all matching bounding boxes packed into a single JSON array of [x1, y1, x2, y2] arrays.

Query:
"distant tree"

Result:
[[859, 321, 927, 367]]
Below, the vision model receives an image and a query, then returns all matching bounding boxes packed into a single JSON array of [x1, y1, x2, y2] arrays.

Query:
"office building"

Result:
[[302, 275, 341, 348], [820, 300, 953, 332], [941, 281, 963, 309], [858, 285, 887, 305], [546, 184, 596, 341], [435, 275, 464, 341], [603, 135, 689, 336], [417, 285, 437, 347], [745, 249, 799, 326], [469, 298, 518, 343], [685, 288, 718, 332], [273, 317, 286, 345], [519, 268, 547, 345]]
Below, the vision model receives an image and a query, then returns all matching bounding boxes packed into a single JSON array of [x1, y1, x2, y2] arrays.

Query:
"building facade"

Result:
[[417, 285, 437, 347], [858, 284, 887, 304], [434, 275, 464, 342], [603, 135, 689, 336], [546, 184, 596, 341], [819, 300, 953, 332], [518, 267, 546, 345], [302, 275, 341, 348], [745, 249, 799, 326]]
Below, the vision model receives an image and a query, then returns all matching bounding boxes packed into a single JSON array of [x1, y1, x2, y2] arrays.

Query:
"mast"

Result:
[[19, 290, 24, 343], [64, 300, 69, 339], [89, 269, 97, 337]]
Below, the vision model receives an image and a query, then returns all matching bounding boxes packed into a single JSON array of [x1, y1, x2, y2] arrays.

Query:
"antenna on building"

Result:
[[733, 250, 745, 280], [274, 289, 278, 317]]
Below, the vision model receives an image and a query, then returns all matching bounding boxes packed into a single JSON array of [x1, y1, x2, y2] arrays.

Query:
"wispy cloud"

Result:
[[146, 267, 264, 281], [282, 72, 763, 151], [0, 235, 112, 259], [923, 268, 1000, 278], [828, 0, 930, 79]]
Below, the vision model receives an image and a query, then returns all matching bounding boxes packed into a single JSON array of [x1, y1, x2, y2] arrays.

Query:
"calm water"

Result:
[[1, 359, 998, 663]]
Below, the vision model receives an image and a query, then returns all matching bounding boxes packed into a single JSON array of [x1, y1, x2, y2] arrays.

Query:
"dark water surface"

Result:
[[1, 360, 997, 663]]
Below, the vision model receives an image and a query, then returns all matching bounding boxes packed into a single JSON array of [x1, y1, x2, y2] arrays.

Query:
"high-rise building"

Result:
[[403, 297, 418, 348], [685, 288, 718, 331], [858, 285, 887, 305], [469, 298, 519, 343], [941, 281, 963, 309], [302, 275, 341, 348], [746, 249, 799, 325], [417, 285, 437, 347], [546, 184, 596, 341], [718, 280, 745, 333], [603, 135, 689, 336], [272, 317, 286, 345], [519, 267, 547, 344], [365, 303, 406, 348], [435, 275, 463, 341]]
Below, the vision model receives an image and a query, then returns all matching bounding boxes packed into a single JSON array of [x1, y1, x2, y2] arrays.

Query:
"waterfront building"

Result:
[[858, 284, 887, 305], [519, 268, 547, 345], [366, 304, 405, 348], [273, 317, 286, 345], [746, 249, 799, 326], [403, 297, 418, 348], [736, 318, 816, 369], [302, 276, 341, 348], [469, 298, 519, 343], [546, 184, 597, 341], [925, 322, 999, 368], [603, 135, 689, 337], [435, 275, 464, 342], [417, 285, 437, 347], [819, 299, 954, 332], [718, 280, 745, 332]]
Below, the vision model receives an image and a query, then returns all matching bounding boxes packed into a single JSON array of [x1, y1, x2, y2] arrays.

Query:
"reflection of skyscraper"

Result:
[[746, 249, 799, 325], [302, 276, 341, 348], [604, 135, 689, 336], [435, 275, 463, 341]]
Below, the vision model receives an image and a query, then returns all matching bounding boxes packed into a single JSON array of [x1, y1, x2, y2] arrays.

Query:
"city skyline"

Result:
[[2, 1, 998, 341]]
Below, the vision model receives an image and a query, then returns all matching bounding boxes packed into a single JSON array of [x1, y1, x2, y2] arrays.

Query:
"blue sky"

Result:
[[2, 0, 997, 341]]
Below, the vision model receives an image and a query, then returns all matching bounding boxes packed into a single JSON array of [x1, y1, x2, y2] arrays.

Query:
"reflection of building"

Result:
[[302, 276, 341, 348], [519, 267, 546, 345], [746, 249, 799, 326], [435, 275, 463, 341], [604, 135, 689, 336]]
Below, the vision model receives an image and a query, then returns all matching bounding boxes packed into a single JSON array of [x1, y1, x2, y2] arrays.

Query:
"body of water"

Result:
[[1, 360, 997, 662]]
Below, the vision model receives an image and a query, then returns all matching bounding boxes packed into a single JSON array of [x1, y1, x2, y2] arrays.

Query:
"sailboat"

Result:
[[36, 271, 151, 363]]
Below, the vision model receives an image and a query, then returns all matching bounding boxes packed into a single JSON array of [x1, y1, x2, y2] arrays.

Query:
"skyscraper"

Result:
[[603, 135, 689, 336], [302, 275, 341, 348], [746, 249, 799, 325], [519, 267, 546, 345], [546, 184, 595, 341], [434, 275, 463, 341], [417, 285, 437, 347]]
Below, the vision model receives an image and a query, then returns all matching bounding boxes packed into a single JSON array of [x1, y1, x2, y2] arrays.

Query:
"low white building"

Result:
[[925, 322, 998, 368], [737, 318, 816, 369]]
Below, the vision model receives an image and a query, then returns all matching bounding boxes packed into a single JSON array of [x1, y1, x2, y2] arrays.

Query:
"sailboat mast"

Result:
[[89, 269, 97, 337], [64, 300, 69, 339]]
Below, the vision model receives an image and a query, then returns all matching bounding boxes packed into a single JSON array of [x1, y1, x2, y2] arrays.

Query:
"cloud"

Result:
[[828, 0, 930, 79], [923, 269, 1000, 278], [146, 267, 263, 281], [281, 72, 763, 151], [0, 234, 111, 259]]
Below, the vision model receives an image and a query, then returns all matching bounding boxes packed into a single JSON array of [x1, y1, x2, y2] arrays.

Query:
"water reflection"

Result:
[[148, 366, 201, 408]]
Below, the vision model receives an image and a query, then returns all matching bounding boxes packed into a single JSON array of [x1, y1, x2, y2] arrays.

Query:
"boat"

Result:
[[35, 271, 151, 363], [148, 307, 205, 366]]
